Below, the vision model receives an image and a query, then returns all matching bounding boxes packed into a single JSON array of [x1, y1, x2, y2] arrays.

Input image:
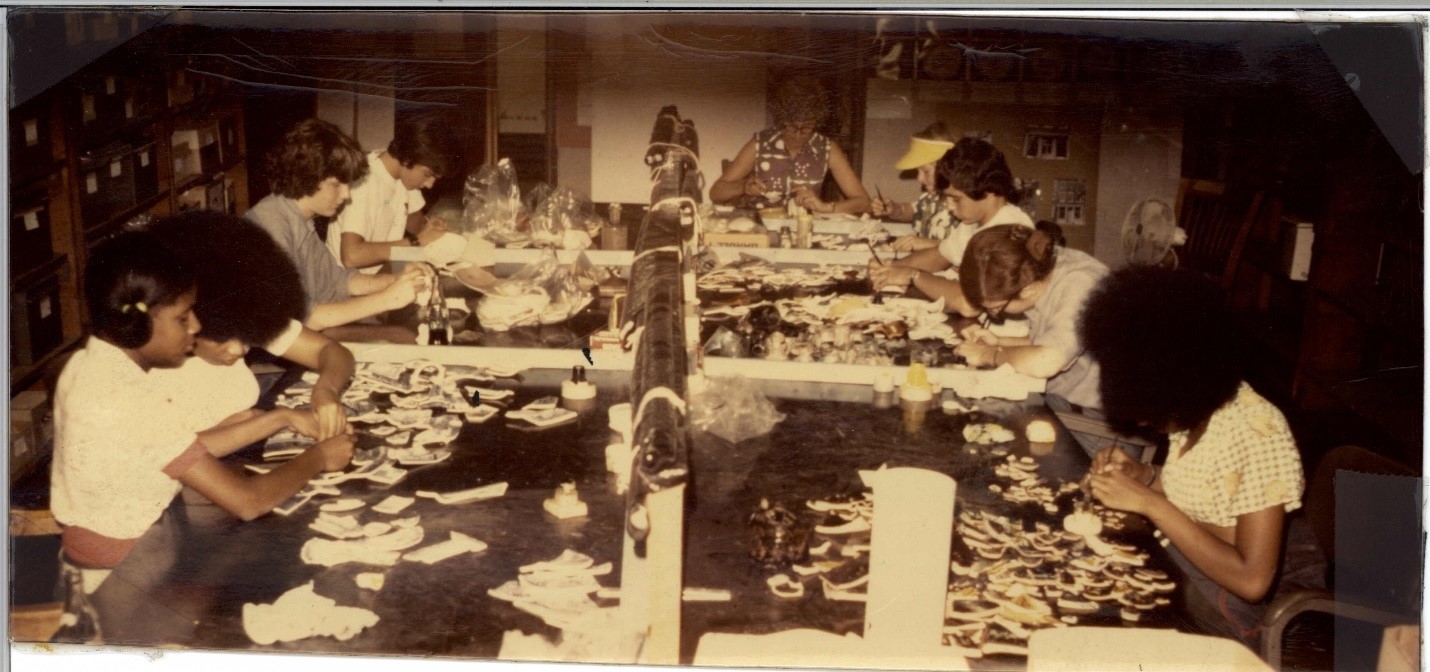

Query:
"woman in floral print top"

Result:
[[711, 75, 870, 215], [1079, 267, 1305, 645]]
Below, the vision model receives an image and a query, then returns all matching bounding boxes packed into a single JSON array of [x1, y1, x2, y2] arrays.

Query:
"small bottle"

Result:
[[779, 226, 794, 249], [796, 213, 814, 249], [872, 372, 896, 409], [426, 272, 450, 345]]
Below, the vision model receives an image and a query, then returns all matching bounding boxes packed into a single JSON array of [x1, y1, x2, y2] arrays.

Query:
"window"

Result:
[[1053, 178, 1086, 225], [1023, 129, 1070, 159]]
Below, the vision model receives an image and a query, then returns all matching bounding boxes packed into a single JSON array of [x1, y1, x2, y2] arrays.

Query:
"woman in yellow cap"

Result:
[[871, 122, 956, 250]]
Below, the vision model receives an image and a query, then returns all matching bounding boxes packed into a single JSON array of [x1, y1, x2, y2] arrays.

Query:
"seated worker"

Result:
[[50, 231, 353, 642], [324, 117, 466, 273], [867, 138, 1032, 316], [1081, 267, 1305, 646], [246, 118, 431, 343], [145, 210, 355, 441], [949, 223, 1112, 456], [870, 121, 958, 244], [710, 75, 870, 215]]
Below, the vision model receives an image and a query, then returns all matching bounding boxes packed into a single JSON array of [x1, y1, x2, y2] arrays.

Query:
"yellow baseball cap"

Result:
[[894, 136, 955, 171]]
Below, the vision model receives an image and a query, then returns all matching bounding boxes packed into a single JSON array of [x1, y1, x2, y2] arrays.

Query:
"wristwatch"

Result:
[[403, 230, 420, 246]]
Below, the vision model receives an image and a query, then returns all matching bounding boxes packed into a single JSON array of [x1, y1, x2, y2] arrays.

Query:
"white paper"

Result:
[[39, 298, 52, 319], [109, 160, 122, 177], [139, 151, 150, 167], [85, 173, 98, 194], [23, 211, 40, 231], [23, 119, 38, 146]]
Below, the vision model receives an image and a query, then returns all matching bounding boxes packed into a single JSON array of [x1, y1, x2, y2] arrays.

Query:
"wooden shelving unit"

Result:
[[8, 23, 253, 483]]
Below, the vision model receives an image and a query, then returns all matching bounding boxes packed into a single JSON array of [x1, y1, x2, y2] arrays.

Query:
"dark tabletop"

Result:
[[69, 370, 1197, 667]]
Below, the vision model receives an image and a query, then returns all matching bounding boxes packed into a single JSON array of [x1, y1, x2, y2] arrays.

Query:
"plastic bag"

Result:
[[460, 158, 528, 245], [689, 375, 786, 444], [475, 250, 596, 330], [526, 185, 604, 250]]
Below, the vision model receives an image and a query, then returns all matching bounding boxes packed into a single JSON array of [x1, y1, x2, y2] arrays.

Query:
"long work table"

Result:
[[63, 347, 1200, 669]]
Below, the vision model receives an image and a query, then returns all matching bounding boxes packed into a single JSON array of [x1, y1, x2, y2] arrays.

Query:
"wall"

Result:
[[496, 15, 546, 134], [586, 16, 767, 205], [316, 89, 395, 152], [1091, 107, 1183, 267]]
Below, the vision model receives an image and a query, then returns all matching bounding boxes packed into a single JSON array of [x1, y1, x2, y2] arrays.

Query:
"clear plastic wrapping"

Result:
[[689, 375, 786, 444]]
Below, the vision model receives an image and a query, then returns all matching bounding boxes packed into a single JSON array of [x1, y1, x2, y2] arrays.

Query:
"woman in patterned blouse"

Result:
[[1080, 267, 1305, 645], [710, 75, 870, 215], [871, 121, 958, 245]]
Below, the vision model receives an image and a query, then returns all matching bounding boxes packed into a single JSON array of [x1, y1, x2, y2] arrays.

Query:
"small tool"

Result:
[[865, 240, 884, 266]]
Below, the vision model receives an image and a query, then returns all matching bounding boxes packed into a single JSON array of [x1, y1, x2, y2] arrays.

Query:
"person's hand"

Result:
[[1089, 469, 1158, 515], [954, 340, 998, 368], [792, 186, 832, 214], [381, 266, 425, 309], [891, 235, 938, 253], [282, 408, 320, 439], [743, 175, 769, 199], [959, 324, 999, 346], [309, 391, 348, 441], [868, 262, 914, 290], [416, 217, 449, 246], [313, 432, 356, 472], [870, 197, 896, 218]]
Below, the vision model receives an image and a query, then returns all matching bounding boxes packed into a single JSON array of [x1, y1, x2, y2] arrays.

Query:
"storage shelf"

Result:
[[82, 191, 170, 238], [9, 334, 84, 393], [9, 254, 68, 291], [10, 160, 65, 188]]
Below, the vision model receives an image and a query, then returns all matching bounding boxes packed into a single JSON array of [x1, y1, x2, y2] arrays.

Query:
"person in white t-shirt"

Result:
[[146, 211, 356, 440], [867, 138, 1033, 317], [325, 118, 458, 273], [50, 231, 354, 642]]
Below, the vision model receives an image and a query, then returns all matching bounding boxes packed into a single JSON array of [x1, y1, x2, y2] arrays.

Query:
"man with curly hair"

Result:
[[246, 118, 429, 342], [711, 75, 869, 214], [1080, 267, 1305, 646]]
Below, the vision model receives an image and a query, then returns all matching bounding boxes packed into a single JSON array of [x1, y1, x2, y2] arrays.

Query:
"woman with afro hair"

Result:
[[143, 210, 356, 443], [1079, 266, 1305, 645]]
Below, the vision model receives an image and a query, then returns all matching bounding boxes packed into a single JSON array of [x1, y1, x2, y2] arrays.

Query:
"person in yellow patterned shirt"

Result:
[[1079, 267, 1305, 647]]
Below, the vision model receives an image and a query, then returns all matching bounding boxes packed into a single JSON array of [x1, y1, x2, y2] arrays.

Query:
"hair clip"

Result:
[[121, 301, 149, 314]]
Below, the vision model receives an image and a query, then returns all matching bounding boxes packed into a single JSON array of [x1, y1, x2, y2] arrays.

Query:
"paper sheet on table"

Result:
[[694, 630, 973, 671], [242, 581, 379, 645], [1026, 627, 1272, 672], [947, 363, 1036, 401]]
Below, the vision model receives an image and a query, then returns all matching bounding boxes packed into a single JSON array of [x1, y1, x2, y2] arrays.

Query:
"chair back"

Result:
[[1306, 445, 1422, 616]]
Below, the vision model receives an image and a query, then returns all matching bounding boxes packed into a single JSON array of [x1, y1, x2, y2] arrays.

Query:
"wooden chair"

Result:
[[1174, 178, 1266, 291]]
